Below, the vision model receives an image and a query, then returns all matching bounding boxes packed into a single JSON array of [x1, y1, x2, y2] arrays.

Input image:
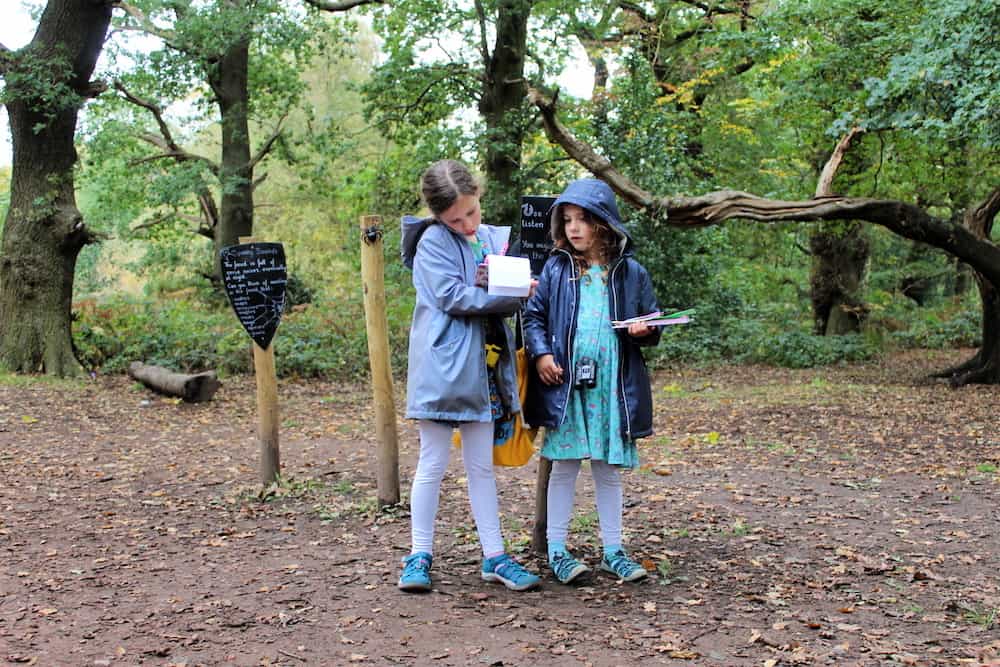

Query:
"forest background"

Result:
[[0, 0, 997, 384]]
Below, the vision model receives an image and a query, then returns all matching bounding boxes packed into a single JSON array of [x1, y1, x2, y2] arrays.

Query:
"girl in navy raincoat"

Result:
[[397, 160, 541, 593], [523, 178, 661, 584]]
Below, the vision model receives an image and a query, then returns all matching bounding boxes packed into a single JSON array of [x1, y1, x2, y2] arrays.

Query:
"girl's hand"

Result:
[[527, 279, 539, 299], [628, 321, 653, 338], [474, 263, 488, 288], [535, 354, 564, 385]]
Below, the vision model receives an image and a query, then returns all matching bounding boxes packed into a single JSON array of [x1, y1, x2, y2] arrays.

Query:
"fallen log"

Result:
[[127, 362, 221, 403]]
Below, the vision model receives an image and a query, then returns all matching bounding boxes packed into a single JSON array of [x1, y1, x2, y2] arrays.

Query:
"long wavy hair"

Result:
[[551, 204, 619, 280]]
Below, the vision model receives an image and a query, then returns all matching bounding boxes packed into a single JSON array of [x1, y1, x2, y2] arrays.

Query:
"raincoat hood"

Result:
[[548, 178, 633, 256], [400, 214, 435, 269]]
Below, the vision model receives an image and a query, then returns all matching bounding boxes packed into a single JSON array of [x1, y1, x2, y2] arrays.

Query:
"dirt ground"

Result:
[[2, 349, 999, 667]]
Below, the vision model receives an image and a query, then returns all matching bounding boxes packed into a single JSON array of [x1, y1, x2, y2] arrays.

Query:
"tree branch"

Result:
[[303, 0, 383, 11], [473, 0, 491, 66], [528, 87, 1000, 286], [815, 126, 864, 197], [115, 80, 219, 175], [248, 113, 288, 171], [111, 1, 180, 47], [972, 186, 1000, 229]]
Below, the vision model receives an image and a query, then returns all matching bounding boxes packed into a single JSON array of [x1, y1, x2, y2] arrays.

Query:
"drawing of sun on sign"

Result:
[[220, 243, 288, 350]]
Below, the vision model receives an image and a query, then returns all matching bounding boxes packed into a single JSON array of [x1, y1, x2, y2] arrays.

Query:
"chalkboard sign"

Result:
[[519, 195, 557, 276], [220, 242, 288, 349]]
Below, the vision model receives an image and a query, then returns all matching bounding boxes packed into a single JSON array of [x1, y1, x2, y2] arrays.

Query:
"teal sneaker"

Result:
[[398, 552, 433, 592], [481, 554, 541, 591], [601, 550, 648, 582], [550, 552, 590, 584]]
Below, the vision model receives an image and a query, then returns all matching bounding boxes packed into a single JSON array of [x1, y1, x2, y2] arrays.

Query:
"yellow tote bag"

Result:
[[453, 346, 537, 467]]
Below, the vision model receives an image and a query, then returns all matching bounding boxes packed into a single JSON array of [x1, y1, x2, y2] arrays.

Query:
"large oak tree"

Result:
[[0, 0, 114, 375]]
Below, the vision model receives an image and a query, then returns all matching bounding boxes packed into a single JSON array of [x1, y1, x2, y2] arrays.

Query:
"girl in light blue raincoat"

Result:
[[396, 160, 541, 593]]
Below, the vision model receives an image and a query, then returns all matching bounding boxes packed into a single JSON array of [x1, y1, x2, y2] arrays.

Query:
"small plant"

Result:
[[257, 475, 324, 501], [331, 479, 354, 495], [570, 511, 599, 533], [962, 605, 997, 630], [729, 520, 750, 537], [975, 463, 997, 474], [670, 527, 690, 539]]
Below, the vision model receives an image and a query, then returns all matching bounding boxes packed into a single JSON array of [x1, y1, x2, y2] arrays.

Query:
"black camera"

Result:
[[574, 357, 597, 388]]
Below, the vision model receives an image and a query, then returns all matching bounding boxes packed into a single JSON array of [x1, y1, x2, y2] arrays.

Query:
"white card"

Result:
[[486, 254, 531, 297]]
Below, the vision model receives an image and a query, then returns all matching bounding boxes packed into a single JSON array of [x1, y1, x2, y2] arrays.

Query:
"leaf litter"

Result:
[[0, 348, 998, 665]]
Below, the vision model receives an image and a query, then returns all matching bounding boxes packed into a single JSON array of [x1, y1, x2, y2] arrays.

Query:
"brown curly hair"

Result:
[[550, 204, 619, 279]]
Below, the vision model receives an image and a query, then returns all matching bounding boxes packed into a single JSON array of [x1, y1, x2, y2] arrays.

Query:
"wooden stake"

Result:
[[239, 236, 281, 486], [359, 216, 400, 507], [532, 455, 551, 554], [253, 341, 280, 485]]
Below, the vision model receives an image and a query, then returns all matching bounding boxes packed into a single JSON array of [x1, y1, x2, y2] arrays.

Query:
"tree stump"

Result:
[[127, 362, 221, 402]]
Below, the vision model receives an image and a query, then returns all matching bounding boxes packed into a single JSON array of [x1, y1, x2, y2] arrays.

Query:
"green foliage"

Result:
[[862, 0, 1000, 148], [0, 46, 82, 130], [71, 282, 413, 379]]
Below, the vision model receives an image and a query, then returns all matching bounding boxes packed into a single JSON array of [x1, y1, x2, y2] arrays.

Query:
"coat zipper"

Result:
[[609, 256, 632, 439], [554, 249, 579, 427]]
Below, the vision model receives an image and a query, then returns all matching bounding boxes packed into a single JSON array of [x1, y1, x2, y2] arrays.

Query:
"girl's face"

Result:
[[562, 204, 599, 258], [438, 192, 482, 239]]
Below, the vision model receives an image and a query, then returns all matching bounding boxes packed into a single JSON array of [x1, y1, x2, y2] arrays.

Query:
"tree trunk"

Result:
[[128, 362, 221, 402], [809, 223, 869, 335], [0, 0, 112, 375], [208, 36, 254, 283], [477, 0, 531, 230], [934, 196, 1000, 386]]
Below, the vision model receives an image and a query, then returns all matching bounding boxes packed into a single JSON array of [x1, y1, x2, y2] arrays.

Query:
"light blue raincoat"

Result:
[[401, 216, 523, 422]]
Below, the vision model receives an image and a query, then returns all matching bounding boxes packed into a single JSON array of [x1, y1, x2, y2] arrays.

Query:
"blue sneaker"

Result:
[[398, 552, 433, 592], [481, 554, 541, 591], [550, 551, 590, 584], [600, 550, 647, 582]]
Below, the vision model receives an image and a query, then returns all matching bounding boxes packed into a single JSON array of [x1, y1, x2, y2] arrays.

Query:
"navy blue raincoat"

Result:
[[522, 179, 661, 440]]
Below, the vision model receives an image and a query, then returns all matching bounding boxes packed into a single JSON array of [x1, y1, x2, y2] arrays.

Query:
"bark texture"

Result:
[[0, 0, 112, 375], [477, 0, 531, 230], [810, 224, 870, 335]]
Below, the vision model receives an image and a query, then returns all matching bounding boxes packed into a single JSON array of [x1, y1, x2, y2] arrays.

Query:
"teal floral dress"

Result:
[[541, 266, 639, 468]]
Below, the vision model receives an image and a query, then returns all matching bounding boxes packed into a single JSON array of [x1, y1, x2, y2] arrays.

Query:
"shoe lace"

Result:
[[551, 553, 582, 581], [402, 554, 430, 578], [605, 551, 640, 577], [493, 555, 534, 584]]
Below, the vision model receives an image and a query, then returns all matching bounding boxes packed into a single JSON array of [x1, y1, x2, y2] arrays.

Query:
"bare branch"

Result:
[[815, 126, 865, 197], [115, 80, 219, 175], [304, 0, 383, 11], [973, 186, 1000, 228], [528, 87, 1000, 286], [473, 0, 491, 65], [111, 1, 179, 46], [248, 113, 288, 171]]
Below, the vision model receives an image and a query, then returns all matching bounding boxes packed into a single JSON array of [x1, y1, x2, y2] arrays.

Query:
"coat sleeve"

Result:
[[414, 227, 522, 316], [522, 259, 554, 359], [633, 261, 662, 347]]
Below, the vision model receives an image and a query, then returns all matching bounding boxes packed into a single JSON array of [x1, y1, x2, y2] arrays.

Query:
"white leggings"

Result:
[[547, 459, 623, 548], [409, 420, 504, 557]]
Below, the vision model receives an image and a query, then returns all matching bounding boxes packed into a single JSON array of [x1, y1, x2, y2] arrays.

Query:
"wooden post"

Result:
[[253, 341, 280, 485], [359, 216, 400, 507], [532, 456, 551, 555], [239, 236, 281, 486]]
